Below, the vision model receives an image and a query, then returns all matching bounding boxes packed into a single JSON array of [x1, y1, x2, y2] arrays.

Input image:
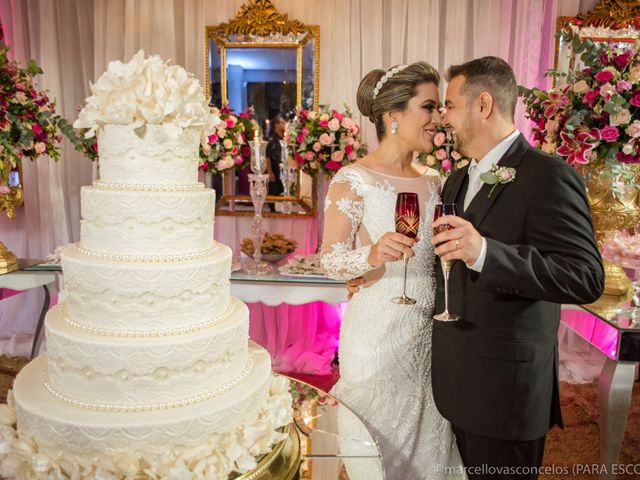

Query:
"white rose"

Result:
[[611, 108, 631, 126], [0, 405, 16, 426], [572, 80, 590, 94], [114, 453, 139, 476], [623, 143, 635, 154], [599, 83, 616, 99], [319, 113, 329, 122], [625, 121, 640, 138], [328, 118, 340, 131], [269, 376, 289, 395], [425, 154, 436, 166], [308, 111, 317, 120]]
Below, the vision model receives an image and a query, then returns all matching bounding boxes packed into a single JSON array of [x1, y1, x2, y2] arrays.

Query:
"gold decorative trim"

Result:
[[215, 0, 308, 38], [577, 0, 640, 28], [0, 242, 18, 274], [1, 159, 24, 219]]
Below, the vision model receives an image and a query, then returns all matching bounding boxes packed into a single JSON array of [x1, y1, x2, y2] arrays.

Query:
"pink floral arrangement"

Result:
[[521, 29, 640, 194], [0, 41, 88, 190], [199, 104, 258, 175], [417, 126, 469, 176], [285, 105, 367, 176]]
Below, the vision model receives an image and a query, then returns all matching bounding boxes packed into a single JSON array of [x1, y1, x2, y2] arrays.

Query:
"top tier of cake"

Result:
[[98, 124, 201, 186]]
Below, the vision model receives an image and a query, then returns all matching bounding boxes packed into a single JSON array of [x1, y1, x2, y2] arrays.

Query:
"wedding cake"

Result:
[[0, 51, 292, 479]]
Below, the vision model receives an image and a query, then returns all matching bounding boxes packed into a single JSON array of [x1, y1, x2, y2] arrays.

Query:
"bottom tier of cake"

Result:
[[0, 344, 292, 479]]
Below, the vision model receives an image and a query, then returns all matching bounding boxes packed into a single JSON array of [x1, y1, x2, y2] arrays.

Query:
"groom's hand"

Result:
[[432, 215, 483, 265], [346, 277, 365, 299]]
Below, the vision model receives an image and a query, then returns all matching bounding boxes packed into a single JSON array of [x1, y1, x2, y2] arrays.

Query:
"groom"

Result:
[[430, 56, 604, 478]]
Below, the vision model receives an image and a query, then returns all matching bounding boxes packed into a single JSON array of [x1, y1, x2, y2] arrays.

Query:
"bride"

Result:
[[321, 61, 464, 479]]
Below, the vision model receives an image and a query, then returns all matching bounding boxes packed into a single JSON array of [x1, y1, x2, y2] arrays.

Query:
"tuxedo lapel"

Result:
[[462, 134, 529, 228], [443, 165, 469, 205]]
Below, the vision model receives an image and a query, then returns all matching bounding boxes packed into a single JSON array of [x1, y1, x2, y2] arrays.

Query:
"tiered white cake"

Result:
[[0, 52, 291, 479]]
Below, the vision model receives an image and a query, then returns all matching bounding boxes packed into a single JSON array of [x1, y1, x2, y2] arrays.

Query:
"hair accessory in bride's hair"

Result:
[[373, 65, 408, 99]]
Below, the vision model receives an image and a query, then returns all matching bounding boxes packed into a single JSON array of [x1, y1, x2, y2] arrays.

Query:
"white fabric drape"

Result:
[[0, 0, 94, 355], [1, 0, 594, 355]]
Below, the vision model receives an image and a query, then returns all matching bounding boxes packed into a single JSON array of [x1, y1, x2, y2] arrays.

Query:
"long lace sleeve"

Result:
[[321, 168, 375, 280]]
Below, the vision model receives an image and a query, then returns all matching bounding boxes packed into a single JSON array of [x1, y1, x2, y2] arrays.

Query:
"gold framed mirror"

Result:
[[554, 0, 640, 86], [0, 159, 24, 219], [205, 0, 320, 218]]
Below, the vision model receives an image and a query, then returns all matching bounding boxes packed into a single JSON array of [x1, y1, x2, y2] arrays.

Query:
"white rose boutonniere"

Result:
[[480, 165, 516, 198]]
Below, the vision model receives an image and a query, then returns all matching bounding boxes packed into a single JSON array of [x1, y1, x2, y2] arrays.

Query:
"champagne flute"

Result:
[[433, 203, 460, 321], [392, 192, 420, 305]]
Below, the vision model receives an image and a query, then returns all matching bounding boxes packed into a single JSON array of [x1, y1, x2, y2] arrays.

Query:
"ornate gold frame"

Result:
[[0, 159, 24, 220], [205, 0, 320, 218], [553, 0, 640, 82]]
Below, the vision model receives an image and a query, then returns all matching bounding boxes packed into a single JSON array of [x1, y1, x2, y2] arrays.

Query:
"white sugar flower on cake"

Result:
[[74, 50, 218, 138]]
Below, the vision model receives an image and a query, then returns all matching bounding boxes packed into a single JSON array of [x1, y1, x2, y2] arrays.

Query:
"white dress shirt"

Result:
[[466, 130, 520, 272]]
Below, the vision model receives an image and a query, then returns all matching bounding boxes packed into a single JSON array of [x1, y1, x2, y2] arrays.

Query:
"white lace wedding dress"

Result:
[[321, 164, 465, 480]]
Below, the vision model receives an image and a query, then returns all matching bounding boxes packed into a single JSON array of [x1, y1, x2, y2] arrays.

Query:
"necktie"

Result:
[[464, 163, 482, 210]]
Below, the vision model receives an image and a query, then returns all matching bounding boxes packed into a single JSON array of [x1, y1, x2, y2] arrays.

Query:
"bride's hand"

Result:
[[368, 232, 416, 268]]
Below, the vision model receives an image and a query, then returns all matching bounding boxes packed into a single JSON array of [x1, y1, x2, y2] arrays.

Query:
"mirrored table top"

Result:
[[287, 378, 384, 479]]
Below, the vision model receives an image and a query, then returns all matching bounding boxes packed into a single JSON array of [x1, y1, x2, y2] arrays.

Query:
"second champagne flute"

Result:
[[433, 203, 460, 321], [392, 192, 420, 305]]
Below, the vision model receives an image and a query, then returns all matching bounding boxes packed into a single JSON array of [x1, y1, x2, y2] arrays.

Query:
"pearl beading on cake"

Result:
[[62, 300, 236, 337], [74, 243, 218, 263], [93, 180, 205, 192], [42, 357, 254, 412]]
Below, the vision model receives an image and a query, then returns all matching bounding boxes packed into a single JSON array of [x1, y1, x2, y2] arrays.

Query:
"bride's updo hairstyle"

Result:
[[357, 61, 440, 140]]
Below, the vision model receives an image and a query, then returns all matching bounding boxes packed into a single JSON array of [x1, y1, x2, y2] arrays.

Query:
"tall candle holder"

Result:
[[279, 140, 296, 214], [245, 135, 272, 275]]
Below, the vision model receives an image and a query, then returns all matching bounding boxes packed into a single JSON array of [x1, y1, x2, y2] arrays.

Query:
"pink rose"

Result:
[[572, 80, 590, 94], [341, 117, 354, 129], [305, 151, 315, 161], [199, 163, 208, 171], [616, 80, 632, 92], [351, 125, 359, 135], [226, 116, 237, 128], [599, 83, 616, 101], [313, 142, 322, 152], [331, 151, 344, 162], [296, 133, 305, 144], [235, 156, 244, 165], [345, 144, 354, 155], [617, 152, 640, 164], [629, 66, 640, 83], [614, 50, 635, 69], [320, 119, 329, 128], [295, 152, 304, 165], [441, 159, 452, 172], [326, 161, 342, 170], [0, 185, 10, 194], [435, 148, 448, 161], [347, 151, 358, 161], [353, 140, 361, 150], [319, 133, 332, 146], [582, 90, 599, 106], [208, 133, 218, 144], [595, 68, 615, 83], [600, 125, 620, 142], [451, 150, 462, 160], [499, 169, 513, 181], [630, 91, 640, 108], [32, 124, 44, 136], [216, 125, 227, 137], [433, 132, 446, 147], [331, 109, 344, 121], [328, 118, 340, 131], [611, 108, 631, 126], [34, 142, 47, 154], [301, 127, 310, 136], [15, 83, 25, 91], [625, 121, 640, 138]]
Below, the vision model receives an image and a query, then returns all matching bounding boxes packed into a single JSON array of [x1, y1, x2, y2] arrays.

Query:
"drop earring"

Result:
[[391, 120, 398, 135]]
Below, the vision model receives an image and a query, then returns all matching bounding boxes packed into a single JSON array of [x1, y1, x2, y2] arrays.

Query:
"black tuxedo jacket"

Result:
[[432, 134, 604, 442]]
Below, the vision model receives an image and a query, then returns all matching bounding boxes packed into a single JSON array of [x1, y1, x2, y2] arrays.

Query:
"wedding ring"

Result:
[[455, 240, 461, 250]]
